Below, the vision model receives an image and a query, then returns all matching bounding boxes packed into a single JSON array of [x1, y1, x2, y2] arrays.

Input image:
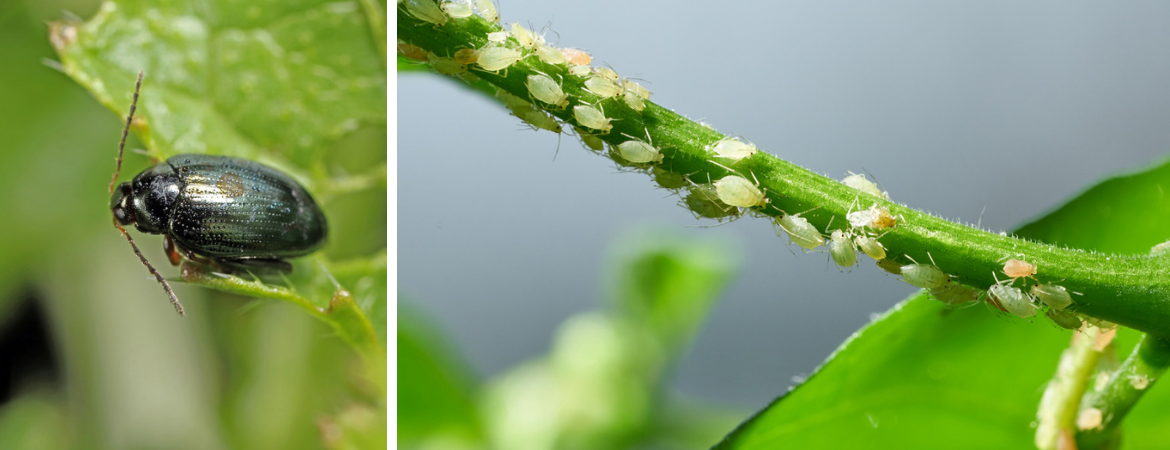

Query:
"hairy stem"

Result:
[[398, 10, 1170, 336], [1076, 333, 1170, 448]]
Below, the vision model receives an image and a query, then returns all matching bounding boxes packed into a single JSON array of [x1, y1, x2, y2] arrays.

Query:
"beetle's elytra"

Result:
[[109, 72, 327, 316]]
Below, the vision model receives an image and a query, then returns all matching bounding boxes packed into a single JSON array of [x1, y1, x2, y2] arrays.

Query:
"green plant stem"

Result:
[[1035, 326, 1111, 450], [398, 11, 1170, 336], [1076, 333, 1170, 448]]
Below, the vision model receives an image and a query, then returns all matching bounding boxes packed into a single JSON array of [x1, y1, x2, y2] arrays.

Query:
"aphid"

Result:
[[497, 89, 535, 118], [713, 175, 767, 208], [876, 258, 902, 275], [622, 79, 651, 100], [710, 137, 758, 160], [1076, 408, 1103, 431], [988, 284, 1037, 318], [1029, 284, 1073, 310], [440, 2, 473, 18], [486, 31, 509, 43], [568, 64, 592, 77], [452, 48, 479, 64], [1046, 309, 1083, 330], [427, 55, 465, 75], [684, 185, 739, 221], [829, 230, 858, 268], [841, 171, 889, 200], [475, 0, 498, 23], [622, 90, 645, 111], [584, 76, 622, 98], [535, 44, 565, 65], [930, 283, 981, 307], [510, 23, 535, 49], [573, 104, 612, 134], [526, 73, 568, 108], [846, 208, 877, 229], [853, 235, 886, 260], [474, 46, 523, 72], [520, 109, 561, 133], [1129, 374, 1151, 390], [594, 67, 619, 81], [1003, 258, 1037, 279], [871, 206, 897, 230], [652, 167, 687, 190], [397, 42, 429, 61], [775, 214, 824, 250], [403, 0, 448, 26], [614, 133, 664, 164], [900, 263, 949, 289], [575, 127, 604, 151], [561, 48, 592, 66], [109, 73, 327, 316]]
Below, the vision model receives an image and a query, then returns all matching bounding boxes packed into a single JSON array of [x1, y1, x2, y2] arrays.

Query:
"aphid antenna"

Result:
[[114, 221, 185, 316], [550, 131, 564, 161], [860, 167, 889, 194], [110, 71, 144, 194], [976, 204, 988, 229]]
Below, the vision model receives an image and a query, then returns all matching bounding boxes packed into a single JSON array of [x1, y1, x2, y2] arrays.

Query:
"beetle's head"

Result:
[[111, 182, 135, 226]]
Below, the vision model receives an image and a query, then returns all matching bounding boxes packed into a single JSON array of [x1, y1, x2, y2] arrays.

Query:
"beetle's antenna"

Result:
[[109, 71, 144, 195], [114, 221, 186, 316]]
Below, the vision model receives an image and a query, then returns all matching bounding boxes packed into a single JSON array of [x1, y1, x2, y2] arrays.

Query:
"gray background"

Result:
[[398, 1, 1170, 409]]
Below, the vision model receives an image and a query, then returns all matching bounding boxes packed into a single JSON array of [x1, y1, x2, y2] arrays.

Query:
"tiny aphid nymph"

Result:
[[900, 263, 948, 289], [614, 136, 663, 164], [829, 230, 858, 268], [775, 214, 823, 250], [585, 76, 622, 99], [535, 44, 565, 65], [841, 172, 888, 200], [988, 284, 1037, 319], [526, 73, 568, 108], [474, 46, 523, 72], [1003, 258, 1037, 279], [713, 175, 767, 208], [853, 235, 886, 260], [561, 48, 592, 66], [1046, 309, 1082, 330], [573, 104, 612, 134], [510, 23, 535, 48]]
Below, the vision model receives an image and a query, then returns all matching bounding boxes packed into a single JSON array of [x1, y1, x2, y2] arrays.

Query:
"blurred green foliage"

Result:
[[0, 0, 386, 448], [399, 228, 746, 449]]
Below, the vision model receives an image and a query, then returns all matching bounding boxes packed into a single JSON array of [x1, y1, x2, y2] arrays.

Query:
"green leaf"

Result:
[[397, 303, 483, 445], [717, 158, 1170, 448]]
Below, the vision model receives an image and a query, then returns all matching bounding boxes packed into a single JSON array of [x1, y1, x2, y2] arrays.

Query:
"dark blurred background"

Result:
[[398, 0, 1170, 411], [0, 1, 387, 448]]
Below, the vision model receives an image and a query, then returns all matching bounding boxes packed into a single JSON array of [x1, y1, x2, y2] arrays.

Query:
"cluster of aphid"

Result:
[[399, 0, 654, 163], [403, 0, 1102, 332]]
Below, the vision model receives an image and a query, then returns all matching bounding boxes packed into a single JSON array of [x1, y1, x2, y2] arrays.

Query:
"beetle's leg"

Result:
[[162, 235, 182, 266], [217, 258, 294, 274]]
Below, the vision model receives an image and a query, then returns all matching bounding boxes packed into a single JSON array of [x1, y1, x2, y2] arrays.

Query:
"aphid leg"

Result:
[[110, 71, 143, 194], [114, 221, 185, 316], [162, 235, 182, 266]]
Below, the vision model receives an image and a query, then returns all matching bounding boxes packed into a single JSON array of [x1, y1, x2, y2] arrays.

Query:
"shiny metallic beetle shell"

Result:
[[113, 154, 327, 259]]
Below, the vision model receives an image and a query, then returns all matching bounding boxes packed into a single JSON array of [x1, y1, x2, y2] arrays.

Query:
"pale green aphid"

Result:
[[876, 258, 902, 275], [1031, 283, 1073, 310], [900, 263, 948, 289], [988, 284, 1037, 318], [595, 67, 619, 81], [714, 175, 766, 208], [404, 0, 448, 26], [568, 64, 592, 77], [710, 137, 757, 160], [585, 76, 622, 99], [475, 0, 498, 23], [930, 283, 981, 307], [829, 229, 858, 268], [622, 90, 645, 111], [535, 44, 565, 65], [615, 136, 663, 164], [510, 23, 535, 48], [487, 30, 509, 43], [526, 74, 568, 108], [440, 2, 473, 18], [685, 185, 739, 221], [475, 46, 523, 72], [1046, 309, 1083, 330], [574, 127, 604, 151], [427, 55, 465, 75], [853, 235, 886, 260], [573, 104, 612, 133], [521, 109, 561, 133], [622, 79, 651, 99], [652, 167, 687, 190], [775, 214, 824, 250], [842, 171, 888, 199]]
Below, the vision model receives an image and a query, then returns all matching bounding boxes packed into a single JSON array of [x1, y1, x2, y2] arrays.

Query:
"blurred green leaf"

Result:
[[718, 157, 1170, 448], [0, 392, 70, 450], [398, 303, 483, 446], [608, 228, 741, 355]]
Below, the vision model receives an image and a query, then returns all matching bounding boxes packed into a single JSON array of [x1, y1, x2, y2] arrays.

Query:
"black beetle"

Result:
[[109, 72, 328, 316]]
